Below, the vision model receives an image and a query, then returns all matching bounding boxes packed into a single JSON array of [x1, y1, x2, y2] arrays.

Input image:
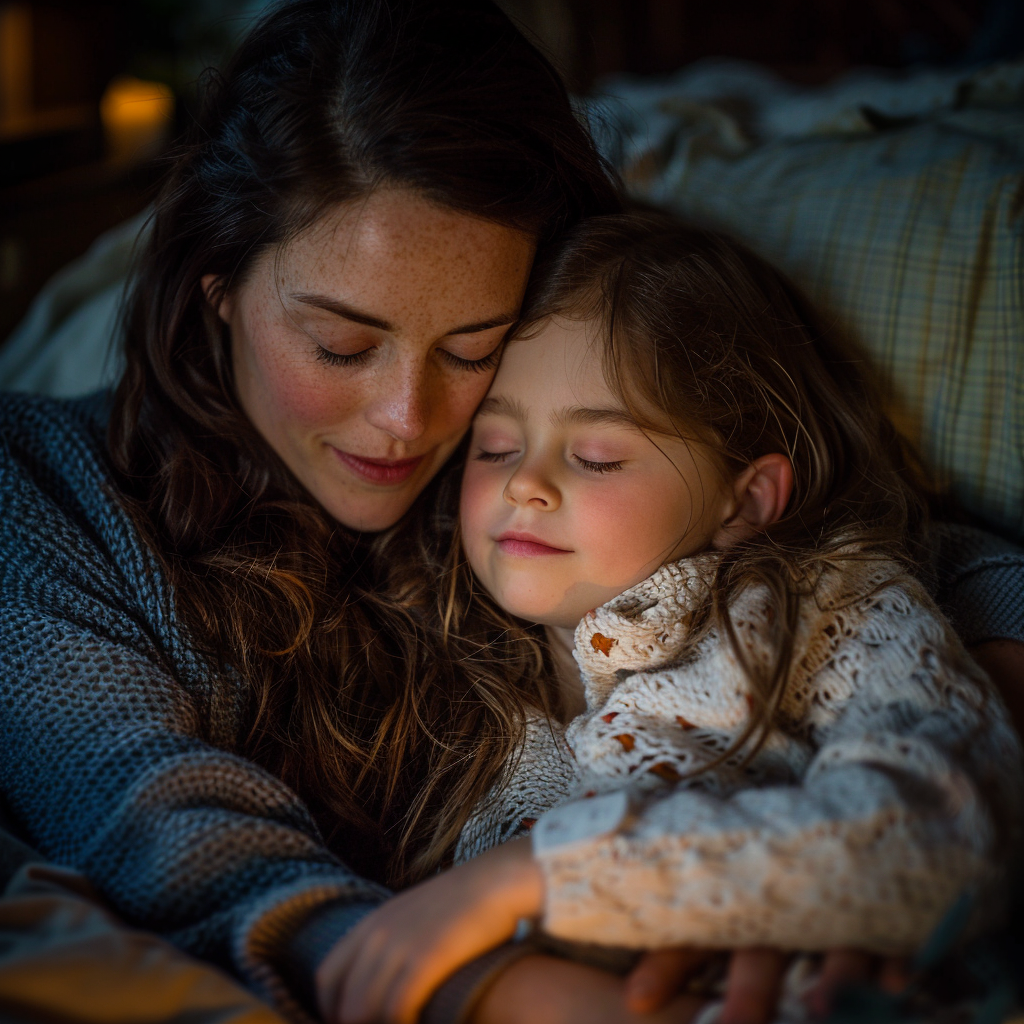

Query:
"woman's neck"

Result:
[[545, 624, 587, 720]]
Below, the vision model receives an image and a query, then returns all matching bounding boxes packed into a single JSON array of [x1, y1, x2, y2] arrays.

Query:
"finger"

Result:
[[719, 948, 789, 1024], [879, 956, 912, 994], [803, 950, 873, 1020], [336, 933, 404, 1024], [316, 932, 365, 1023], [625, 948, 715, 1013], [382, 955, 464, 1024]]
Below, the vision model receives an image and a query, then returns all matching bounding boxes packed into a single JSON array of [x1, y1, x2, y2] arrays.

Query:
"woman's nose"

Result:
[[364, 363, 429, 442], [503, 461, 561, 510]]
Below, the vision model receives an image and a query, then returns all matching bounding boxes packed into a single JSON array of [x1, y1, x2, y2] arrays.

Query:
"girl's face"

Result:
[[460, 316, 737, 630], [213, 188, 535, 531]]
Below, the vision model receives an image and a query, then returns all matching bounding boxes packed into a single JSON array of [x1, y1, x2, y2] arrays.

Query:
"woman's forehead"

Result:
[[264, 189, 536, 332]]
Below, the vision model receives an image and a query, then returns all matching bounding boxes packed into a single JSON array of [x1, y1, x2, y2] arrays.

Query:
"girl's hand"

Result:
[[316, 838, 543, 1024]]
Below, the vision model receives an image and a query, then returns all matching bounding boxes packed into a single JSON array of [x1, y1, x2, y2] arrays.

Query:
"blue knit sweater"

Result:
[[0, 392, 386, 1016], [1, 392, 1022, 1018]]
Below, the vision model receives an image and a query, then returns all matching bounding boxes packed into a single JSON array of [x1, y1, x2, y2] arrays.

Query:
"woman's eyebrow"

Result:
[[290, 293, 516, 335]]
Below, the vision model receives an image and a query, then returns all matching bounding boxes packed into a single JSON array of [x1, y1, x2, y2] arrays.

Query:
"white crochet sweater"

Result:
[[455, 551, 1024, 954]]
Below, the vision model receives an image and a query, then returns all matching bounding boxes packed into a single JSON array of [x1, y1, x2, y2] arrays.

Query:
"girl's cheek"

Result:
[[459, 465, 498, 532], [459, 467, 500, 576], [576, 481, 672, 576]]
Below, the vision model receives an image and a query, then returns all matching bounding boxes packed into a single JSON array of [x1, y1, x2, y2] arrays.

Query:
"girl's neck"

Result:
[[545, 624, 587, 720]]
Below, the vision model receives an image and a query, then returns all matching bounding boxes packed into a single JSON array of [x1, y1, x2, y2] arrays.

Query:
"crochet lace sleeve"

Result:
[[530, 571, 1024, 955], [0, 396, 387, 1017]]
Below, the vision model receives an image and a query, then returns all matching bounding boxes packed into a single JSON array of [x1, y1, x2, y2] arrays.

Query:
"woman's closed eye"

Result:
[[316, 344, 375, 367], [438, 345, 502, 373], [315, 343, 502, 373]]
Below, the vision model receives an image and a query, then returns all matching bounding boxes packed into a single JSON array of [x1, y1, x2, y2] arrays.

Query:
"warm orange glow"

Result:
[[100, 76, 174, 162]]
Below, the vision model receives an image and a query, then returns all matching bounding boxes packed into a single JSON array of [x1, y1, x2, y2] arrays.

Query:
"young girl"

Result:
[[316, 214, 1024, 1024]]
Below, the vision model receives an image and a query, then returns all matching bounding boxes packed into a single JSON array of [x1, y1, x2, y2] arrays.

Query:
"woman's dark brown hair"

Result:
[[511, 212, 929, 765], [108, 0, 620, 886]]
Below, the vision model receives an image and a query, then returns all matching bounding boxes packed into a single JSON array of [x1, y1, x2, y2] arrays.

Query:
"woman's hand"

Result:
[[624, 947, 910, 1023], [316, 838, 542, 1024], [971, 639, 1024, 738], [471, 953, 706, 1024]]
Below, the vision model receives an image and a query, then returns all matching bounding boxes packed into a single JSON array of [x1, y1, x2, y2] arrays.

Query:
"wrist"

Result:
[[482, 838, 544, 923]]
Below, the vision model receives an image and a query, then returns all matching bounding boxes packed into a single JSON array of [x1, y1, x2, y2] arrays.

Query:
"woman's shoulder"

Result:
[[0, 389, 224, 725], [0, 389, 113, 493], [0, 389, 143, 572], [1, 389, 170, 638]]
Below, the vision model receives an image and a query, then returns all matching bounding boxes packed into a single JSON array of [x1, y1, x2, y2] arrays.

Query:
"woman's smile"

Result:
[[331, 449, 425, 486]]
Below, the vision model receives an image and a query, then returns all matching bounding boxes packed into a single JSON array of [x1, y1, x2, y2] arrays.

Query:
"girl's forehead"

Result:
[[490, 316, 617, 413]]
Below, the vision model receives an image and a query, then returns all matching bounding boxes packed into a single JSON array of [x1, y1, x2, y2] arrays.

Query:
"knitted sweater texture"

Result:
[[0, 393, 386, 1017], [2, 393, 1023, 1013], [456, 553, 1024, 954]]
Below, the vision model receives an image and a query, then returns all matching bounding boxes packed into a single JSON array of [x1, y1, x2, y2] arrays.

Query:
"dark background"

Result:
[[1, 0, 1021, 342]]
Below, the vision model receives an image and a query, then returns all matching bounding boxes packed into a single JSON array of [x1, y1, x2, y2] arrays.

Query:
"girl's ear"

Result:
[[712, 453, 793, 550], [201, 274, 233, 323]]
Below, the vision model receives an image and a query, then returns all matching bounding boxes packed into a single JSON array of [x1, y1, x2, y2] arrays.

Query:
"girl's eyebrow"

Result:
[[554, 406, 637, 428], [290, 293, 517, 335], [477, 395, 528, 420], [477, 397, 637, 429]]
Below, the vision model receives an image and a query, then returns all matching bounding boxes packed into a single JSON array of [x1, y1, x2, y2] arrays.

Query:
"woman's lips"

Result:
[[333, 449, 425, 485], [496, 531, 572, 557]]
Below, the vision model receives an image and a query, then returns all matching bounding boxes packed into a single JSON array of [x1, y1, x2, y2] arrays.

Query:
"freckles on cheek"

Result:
[[253, 348, 346, 434]]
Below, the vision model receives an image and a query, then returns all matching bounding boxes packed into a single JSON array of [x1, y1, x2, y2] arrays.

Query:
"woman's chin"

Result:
[[318, 490, 418, 533]]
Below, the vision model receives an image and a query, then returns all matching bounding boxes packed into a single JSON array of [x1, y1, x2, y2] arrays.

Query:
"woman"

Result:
[[0, 2, 1020, 1024]]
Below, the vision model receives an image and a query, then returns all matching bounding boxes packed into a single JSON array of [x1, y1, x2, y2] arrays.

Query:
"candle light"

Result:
[[100, 76, 174, 164]]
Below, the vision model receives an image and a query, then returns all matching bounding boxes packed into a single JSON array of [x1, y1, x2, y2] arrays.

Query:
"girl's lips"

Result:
[[496, 531, 572, 557], [333, 449, 425, 485]]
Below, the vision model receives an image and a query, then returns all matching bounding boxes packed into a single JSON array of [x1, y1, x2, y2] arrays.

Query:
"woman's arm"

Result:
[[972, 639, 1024, 737], [471, 954, 706, 1024], [0, 395, 386, 1014]]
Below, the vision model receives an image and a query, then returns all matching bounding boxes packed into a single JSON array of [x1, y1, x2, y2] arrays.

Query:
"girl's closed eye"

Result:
[[573, 454, 624, 473], [475, 448, 519, 463]]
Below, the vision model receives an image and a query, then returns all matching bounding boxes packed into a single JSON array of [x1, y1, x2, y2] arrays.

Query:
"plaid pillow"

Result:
[[590, 60, 1024, 542]]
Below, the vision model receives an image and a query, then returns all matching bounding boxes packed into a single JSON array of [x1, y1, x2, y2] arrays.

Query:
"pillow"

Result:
[[588, 59, 1024, 542], [0, 212, 145, 397]]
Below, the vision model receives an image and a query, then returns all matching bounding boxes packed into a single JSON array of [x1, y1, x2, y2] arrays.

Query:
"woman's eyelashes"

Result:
[[315, 344, 374, 367], [314, 342, 502, 372], [438, 345, 502, 373]]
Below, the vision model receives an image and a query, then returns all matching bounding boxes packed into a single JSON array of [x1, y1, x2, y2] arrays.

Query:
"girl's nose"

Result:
[[503, 461, 561, 510], [364, 363, 429, 442]]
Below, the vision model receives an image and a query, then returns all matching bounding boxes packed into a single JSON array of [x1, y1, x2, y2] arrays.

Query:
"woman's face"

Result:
[[211, 188, 535, 531]]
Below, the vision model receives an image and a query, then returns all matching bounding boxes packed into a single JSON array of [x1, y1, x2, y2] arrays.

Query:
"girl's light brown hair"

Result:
[[511, 211, 929, 762]]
